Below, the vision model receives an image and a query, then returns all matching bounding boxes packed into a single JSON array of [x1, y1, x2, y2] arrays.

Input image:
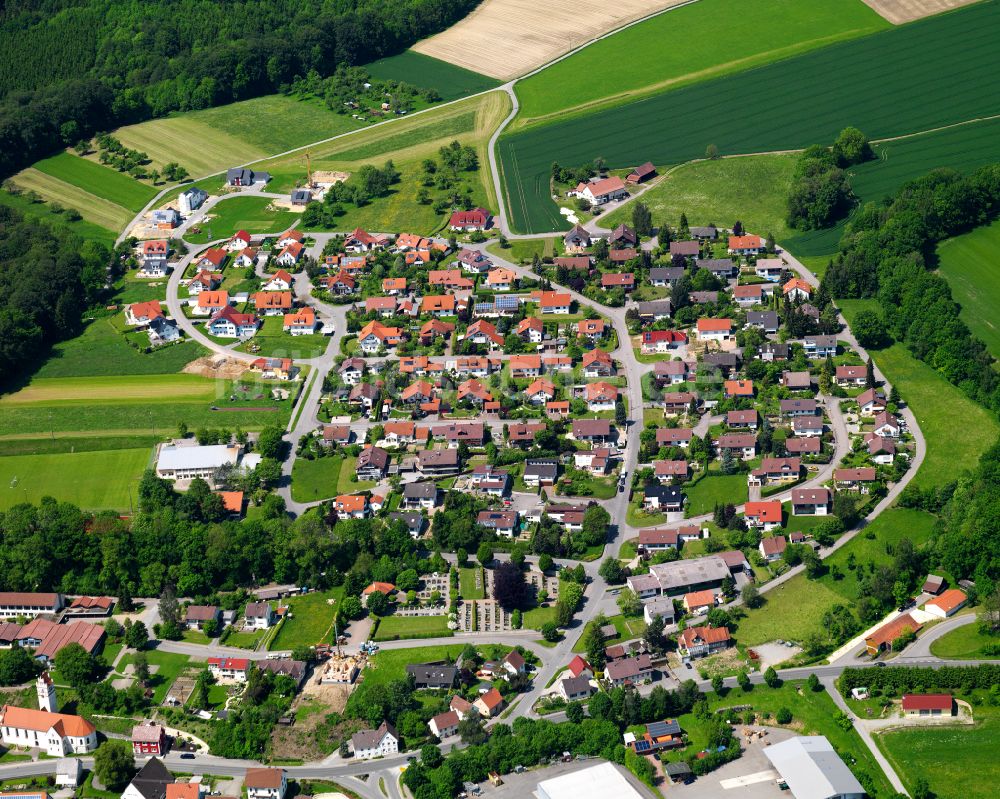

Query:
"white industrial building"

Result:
[[155, 442, 261, 482], [764, 736, 865, 799], [535, 762, 645, 799]]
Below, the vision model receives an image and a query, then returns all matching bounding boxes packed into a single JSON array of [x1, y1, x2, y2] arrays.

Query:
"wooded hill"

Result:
[[0, 0, 481, 179]]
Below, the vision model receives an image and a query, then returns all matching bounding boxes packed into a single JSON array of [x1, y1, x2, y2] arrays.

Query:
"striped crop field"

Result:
[[33, 151, 157, 211], [10, 168, 133, 231], [499, 0, 1000, 233], [0, 375, 220, 405]]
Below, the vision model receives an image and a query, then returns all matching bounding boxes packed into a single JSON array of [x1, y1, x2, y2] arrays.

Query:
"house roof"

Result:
[[362, 582, 395, 596], [678, 625, 730, 648], [477, 687, 504, 710], [567, 655, 591, 677], [760, 536, 787, 556], [684, 589, 716, 608], [430, 710, 459, 731], [866, 613, 922, 648], [207, 656, 250, 671], [791, 488, 831, 504], [758, 456, 802, 475], [696, 318, 732, 332], [604, 654, 652, 681], [783, 277, 812, 295], [745, 501, 782, 522], [125, 757, 175, 799], [729, 234, 763, 249], [351, 721, 398, 750], [244, 768, 284, 789], [925, 589, 967, 614], [835, 467, 876, 482], [901, 694, 953, 711], [582, 176, 626, 196], [763, 736, 864, 799], [572, 419, 611, 437]]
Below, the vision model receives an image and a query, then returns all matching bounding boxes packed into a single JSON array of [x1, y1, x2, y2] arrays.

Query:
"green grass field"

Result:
[[0, 448, 150, 510], [372, 614, 452, 641], [33, 151, 157, 211], [366, 51, 500, 101], [269, 589, 344, 650], [785, 116, 1000, 257], [354, 644, 467, 688], [459, 566, 485, 599], [185, 197, 300, 243], [605, 155, 798, 241], [0, 434, 160, 457], [290, 455, 343, 503], [0, 189, 116, 246], [937, 218, 1000, 358], [32, 318, 203, 379], [499, 0, 1000, 232], [10, 168, 134, 231], [877, 706, 999, 799], [929, 620, 1000, 660], [486, 237, 556, 263], [235, 316, 329, 359], [840, 300, 1000, 489], [514, 0, 888, 126], [118, 650, 192, 704], [684, 472, 749, 517], [0, 375, 219, 406]]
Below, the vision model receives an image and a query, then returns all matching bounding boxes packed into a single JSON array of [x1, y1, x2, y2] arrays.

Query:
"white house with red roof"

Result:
[[126, 301, 164, 327], [448, 208, 492, 231], [275, 241, 304, 267], [225, 230, 252, 252], [207, 657, 251, 683], [263, 270, 294, 291], [571, 176, 627, 205]]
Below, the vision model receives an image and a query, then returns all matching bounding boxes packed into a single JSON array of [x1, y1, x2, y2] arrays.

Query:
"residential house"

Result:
[[428, 269, 474, 290], [601, 272, 635, 290], [783, 371, 813, 390], [457, 378, 494, 406], [725, 379, 754, 399], [733, 284, 765, 307], [417, 450, 459, 477], [662, 391, 696, 415], [184, 605, 220, 630], [654, 360, 688, 385], [509, 354, 542, 378], [253, 292, 293, 316], [677, 626, 731, 659], [655, 428, 693, 449], [783, 277, 812, 301], [696, 258, 737, 279], [669, 240, 700, 259], [131, 721, 167, 756], [754, 258, 784, 281], [727, 234, 765, 256], [695, 318, 732, 341], [207, 657, 250, 683], [727, 409, 758, 430], [358, 321, 404, 353], [577, 318, 606, 341], [574, 447, 612, 475], [791, 488, 831, 515], [570, 176, 627, 205], [641, 329, 687, 353], [178, 186, 208, 215], [582, 348, 614, 377], [382, 277, 406, 295], [751, 457, 802, 486], [322, 424, 351, 446], [653, 460, 689, 482], [747, 311, 780, 334], [690, 225, 717, 240], [744, 500, 783, 531], [524, 459, 559, 487], [344, 228, 388, 253], [834, 467, 877, 492], [572, 419, 612, 443], [716, 433, 756, 460], [195, 289, 229, 316], [648, 268, 684, 287], [537, 291, 572, 314], [507, 422, 546, 446], [402, 481, 440, 510], [785, 437, 821, 456], [349, 382, 379, 411], [792, 416, 824, 437], [351, 722, 399, 760], [836, 365, 867, 386], [525, 378, 557, 404], [126, 300, 164, 327], [865, 614, 922, 655], [517, 317, 545, 344], [150, 209, 179, 229], [464, 319, 505, 349], [683, 590, 717, 615], [643, 483, 684, 512], [802, 334, 837, 359], [486, 267, 517, 290], [234, 247, 259, 268], [873, 412, 900, 438], [759, 535, 787, 563], [901, 695, 955, 717], [558, 676, 594, 702], [473, 688, 505, 718], [283, 308, 317, 336], [780, 399, 818, 417], [207, 306, 259, 338], [227, 168, 270, 186], [406, 664, 457, 689], [604, 655, 653, 687], [643, 596, 676, 625], [866, 434, 896, 465], [274, 242, 303, 267], [448, 208, 491, 231], [563, 225, 592, 253], [858, 388, 886, 416], [477, 511, 518, 537], [244, 602, 276, 630], [456, 248, 492, 274], [428, 712, 460, 740], [365, 297, 398, 317], [245, 769, 287, 799], [585, 381, 618, 411], [356, 446, 390, 481]]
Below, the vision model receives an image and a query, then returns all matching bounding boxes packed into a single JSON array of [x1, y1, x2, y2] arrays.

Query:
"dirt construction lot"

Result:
[[411, 0, 687, 80], [861, 0, 981, 23]]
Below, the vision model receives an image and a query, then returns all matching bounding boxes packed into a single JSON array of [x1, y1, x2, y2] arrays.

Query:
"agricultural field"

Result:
[[0, 448, 150, 511], [411, 0, 690, 80], [936, 218, 1000, 358], [9, 168, 134, 232], [499, 0, 1000, 232], [862, 0, 982, 24], [262, 91, 510, 234], [0, 375, 219, 406], [514, 0, 889, 126], [33, 152, 157, 210], [366, 51, 500, 100], [185, 197, 301, 244], [603, 155, 798, 242], [0, 189, 116, 246], [785, 116, 1000, 258], [876, 705, 999, 799]]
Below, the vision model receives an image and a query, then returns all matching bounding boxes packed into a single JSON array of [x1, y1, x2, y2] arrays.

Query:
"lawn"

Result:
[[0, 189, 116, 246], [232, 316, 329, 359], [0, 434, 160, 457], [366, 51, 500, 101], [372, 614, 452, 641], [513, 0, 888, 126], [840, 300, 1000, 489], [499, 0, 1000, 232], [684, 471, 748, 517], [222, 629, 266, 649], [290, 455, 343, 503], [571, 613, 645, 653], [929, 620, 1000, 660], [669, 681, 893, 798], [486, 237, 556, 263], [604, 154, 798, 242], [10, 168, 133, 231], [269, 589, 344, 650], [185, 196, 300, 243], [937, 217, 1000, 358], [522, 604, 557, 630], [118, 650, 192, 704], [459, 566, 485, 600], [33, 317, 202, 379], [32, 151, 157, 211], [876, 705, 999, 799], [0, 448, 150, 511], [353, 644, 467, 688]]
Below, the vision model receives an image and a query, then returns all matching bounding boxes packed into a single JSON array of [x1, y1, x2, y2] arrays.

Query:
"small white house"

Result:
[[351, 722, 399, 760]]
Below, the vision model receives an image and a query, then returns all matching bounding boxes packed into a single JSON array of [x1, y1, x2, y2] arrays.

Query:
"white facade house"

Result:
[[351, 722, 399, 760], [244, 768, 287, 799], [178, 187, 208, 216]]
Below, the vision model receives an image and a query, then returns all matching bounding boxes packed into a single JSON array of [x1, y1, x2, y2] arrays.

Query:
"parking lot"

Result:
[[670, 727, 795, 799]]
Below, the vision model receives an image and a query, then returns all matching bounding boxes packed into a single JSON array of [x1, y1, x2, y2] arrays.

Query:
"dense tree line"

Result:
[[823, 164, 1000, 412], [786, 127, 871, 230], [839, 664, 1000, 694], [0, 205, 111, 379], [0, 0, 482, 179]]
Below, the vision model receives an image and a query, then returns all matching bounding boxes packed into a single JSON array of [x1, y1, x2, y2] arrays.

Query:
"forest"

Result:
[[0, 205, 111, 377], [0, 0, 481, 179]]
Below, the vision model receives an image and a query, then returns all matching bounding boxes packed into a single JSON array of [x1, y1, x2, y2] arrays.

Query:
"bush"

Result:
[[776, 707, 792, 724]]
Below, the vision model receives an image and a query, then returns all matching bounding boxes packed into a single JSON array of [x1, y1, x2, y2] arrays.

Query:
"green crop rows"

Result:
[[499, 0, 1000, 233], [366, 51, 499, 101]]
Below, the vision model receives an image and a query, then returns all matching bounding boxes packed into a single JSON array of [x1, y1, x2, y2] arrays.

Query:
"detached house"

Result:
[[716, 434, 757, 460], [456, 248, 492, 274], [585, 381, 618, 411], [582, 348, 614, 377], [696, 318, 732, 342], [641, 330, 687, 353], [359, 321, 404, 353], [245, 769, 287, 799], [537, 291, 572, 315], [563, 225, 592, 253], [858, 388, 886, 416], [275, 241, 304, 267], [677, 626, 731, 659], [744, 500, 783, 531], [803, 334, 837, 359], [791, 488, 831, 516], [836, 365, 867, 386], [252, 291, 293, 316], [449, 208, 491, 232], [351, 722, 399, 760], [728, 234, 765, 256], [208, 307, 259, 338], [283, 308, 317, 335], [571, 175, 627, 205], [262, 269, 293, 291]]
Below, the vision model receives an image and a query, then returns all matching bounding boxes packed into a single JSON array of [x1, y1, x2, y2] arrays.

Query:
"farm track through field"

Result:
[[498, 0, 1000, 232]]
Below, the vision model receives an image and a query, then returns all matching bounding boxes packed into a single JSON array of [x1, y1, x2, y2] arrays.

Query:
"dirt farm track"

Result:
[[411, 0, 689, 80]]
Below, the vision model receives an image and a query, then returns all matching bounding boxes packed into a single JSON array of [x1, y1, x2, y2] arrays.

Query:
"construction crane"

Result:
[[301, 150, 314, 189]]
